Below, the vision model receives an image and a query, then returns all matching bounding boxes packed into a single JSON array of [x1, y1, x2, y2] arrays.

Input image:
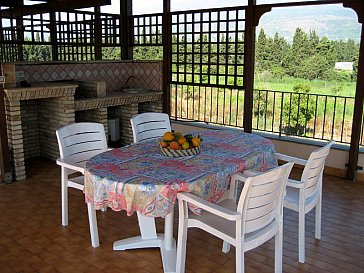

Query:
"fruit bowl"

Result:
[[158, 131, 202, 157], [158, 142, 201, 157]]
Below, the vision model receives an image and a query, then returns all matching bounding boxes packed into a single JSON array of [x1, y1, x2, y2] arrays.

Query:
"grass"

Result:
[[254, 76, 357, 97], [171, 75, 359, 144]]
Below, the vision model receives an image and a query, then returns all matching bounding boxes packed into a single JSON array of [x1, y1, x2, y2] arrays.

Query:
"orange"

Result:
[[169, 141, 179, 150], [163, 132, 174, 142], [177, 136, 186, 145], [191, 137, 201, 147], [160, 141, 168, 148]]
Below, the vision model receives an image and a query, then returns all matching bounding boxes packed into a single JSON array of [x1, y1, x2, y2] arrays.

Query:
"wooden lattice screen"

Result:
[[170, 7, 246, 88], [132, 13, 163, 46], [0, 9, 122, 62]]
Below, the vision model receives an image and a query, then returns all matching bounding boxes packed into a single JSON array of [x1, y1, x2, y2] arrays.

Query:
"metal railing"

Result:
[[171, 84, 358, 145]]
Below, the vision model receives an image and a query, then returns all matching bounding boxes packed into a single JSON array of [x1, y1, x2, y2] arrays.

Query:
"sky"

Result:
[[101, 0, 322, 15], [19, 0, 359, 42], [21, 1, 334, 15]]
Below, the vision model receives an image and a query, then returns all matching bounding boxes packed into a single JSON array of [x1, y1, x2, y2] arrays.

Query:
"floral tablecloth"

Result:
[[84, 130, 277, 217]]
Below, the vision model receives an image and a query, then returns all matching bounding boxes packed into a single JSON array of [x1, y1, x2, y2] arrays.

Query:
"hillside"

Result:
[[258, 4, 361, 42]]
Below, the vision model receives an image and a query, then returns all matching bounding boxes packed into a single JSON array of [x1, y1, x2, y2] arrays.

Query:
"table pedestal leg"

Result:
[[113, 211, 176, 273]]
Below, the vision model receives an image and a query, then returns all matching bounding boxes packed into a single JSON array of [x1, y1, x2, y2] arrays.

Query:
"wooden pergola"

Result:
[[0, 0, 363, 182]]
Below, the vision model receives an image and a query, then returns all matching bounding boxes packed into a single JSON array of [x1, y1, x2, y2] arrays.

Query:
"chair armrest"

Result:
[[286, 178, 304, 189], [177, 192, 241, 221], [241, 169, 262, 177], [231, 173, 249, 183], [56, 158, 85, 174], [276, 153, 307, 166]]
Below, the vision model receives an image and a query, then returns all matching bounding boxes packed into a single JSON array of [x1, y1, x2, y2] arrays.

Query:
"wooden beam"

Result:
[[49, 12, 58, 61], [94, 6, 102, 60], [16, 17, 24, 62], [0, 0, 23, 7], [343, 1, 364, 23], [120, 0, 132, 60], [162, 0, 171, 115], [243, 0, 257, 133], [0, 0, 111, 18], [346, 9, 364, 181]]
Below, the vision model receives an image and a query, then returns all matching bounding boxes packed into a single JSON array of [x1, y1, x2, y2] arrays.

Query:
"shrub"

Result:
[[282, 83, 315, 136]]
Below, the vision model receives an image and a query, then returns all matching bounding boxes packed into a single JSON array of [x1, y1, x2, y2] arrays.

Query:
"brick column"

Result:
[[139, 99, 163, 113], [21, 100, 40, 160], [38, 96, 75, 161], [5, 99, 26, 180], [120, 103, 139, 146]]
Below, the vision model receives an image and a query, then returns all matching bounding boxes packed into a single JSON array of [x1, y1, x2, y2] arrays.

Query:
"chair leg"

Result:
[[176, 202, 188, 273], [222, 241, 231, 253], [298, 209, 305, 263], [275, 224, 283, 273], [61, 169, 68, 226], [87, 203, 100, 248], [236, 241, 243, 273], [315, 198, 322, 240]]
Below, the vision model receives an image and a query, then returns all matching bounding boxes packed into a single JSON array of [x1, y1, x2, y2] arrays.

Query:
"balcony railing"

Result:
[[171, 84, 358, 145]]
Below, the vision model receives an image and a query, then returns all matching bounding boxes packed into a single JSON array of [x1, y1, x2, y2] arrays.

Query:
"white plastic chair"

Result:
[[276, 141, 334, 263], [176, 162, 294, 273], [130, 112, 171, 143], [56, 122, 108, 247]]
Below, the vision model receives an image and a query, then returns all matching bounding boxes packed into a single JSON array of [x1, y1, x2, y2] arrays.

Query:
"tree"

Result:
[[282, 83, 315, 136], [255, 29, 272, 72], [285, 28, 311, 78], [308, 30, 320, 55], [23, 33, 52, 61]]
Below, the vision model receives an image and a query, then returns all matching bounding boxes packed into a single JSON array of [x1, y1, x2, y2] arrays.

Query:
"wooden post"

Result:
[[346, 5, 364, 180], [50, 12, 58, 61], [16, 16, 24, 61], [162, 0, 171, 115], [242, 0, 256, 133], [0, 64, 12, 183], [120, 0, 133, 60], [94, 6, 102, 60]]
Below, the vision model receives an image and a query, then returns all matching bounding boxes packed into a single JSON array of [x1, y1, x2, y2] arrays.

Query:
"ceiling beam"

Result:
[[0, 0, 111, 18], [0, 0, 23, 7]]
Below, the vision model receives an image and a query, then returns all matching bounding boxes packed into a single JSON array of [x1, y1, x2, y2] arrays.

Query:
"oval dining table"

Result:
[[84, 129, 278, 273]]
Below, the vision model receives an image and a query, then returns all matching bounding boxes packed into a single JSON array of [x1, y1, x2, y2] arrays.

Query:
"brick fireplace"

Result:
[[2, 61, 164, 181]]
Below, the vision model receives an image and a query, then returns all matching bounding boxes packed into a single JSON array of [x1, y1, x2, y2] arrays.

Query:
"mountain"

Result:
[[257, 4, 361, 42]]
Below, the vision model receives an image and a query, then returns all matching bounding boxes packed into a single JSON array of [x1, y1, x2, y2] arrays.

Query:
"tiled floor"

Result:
[[0, 157, 364, 273]]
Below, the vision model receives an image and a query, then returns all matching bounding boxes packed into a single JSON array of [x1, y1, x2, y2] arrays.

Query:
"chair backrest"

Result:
[[56, 122, 108, 165], [237, 162, 294, 234], [301, 141, 334, 199], [130, 112, 171, 143]]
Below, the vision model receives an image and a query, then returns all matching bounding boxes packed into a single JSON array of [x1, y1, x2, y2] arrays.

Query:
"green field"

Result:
[[254, 76, 356, 97]]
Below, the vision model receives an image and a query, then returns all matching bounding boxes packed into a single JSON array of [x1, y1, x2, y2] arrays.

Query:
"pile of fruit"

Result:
[[160, 131, 202, 150]]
